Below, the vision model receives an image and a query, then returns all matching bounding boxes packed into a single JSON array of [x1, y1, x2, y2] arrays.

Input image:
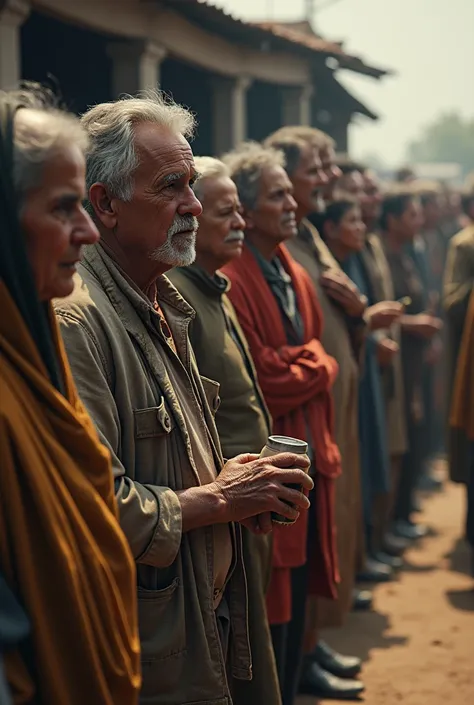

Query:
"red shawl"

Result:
[[223, 243, 341, 624]]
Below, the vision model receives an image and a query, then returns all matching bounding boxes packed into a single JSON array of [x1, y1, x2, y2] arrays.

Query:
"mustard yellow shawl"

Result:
[[450, 288, 474, 441], [0, 282, 140, 704]]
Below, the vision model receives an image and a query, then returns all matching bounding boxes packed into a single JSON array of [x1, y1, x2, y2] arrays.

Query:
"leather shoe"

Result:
[[356, 556, 393, 583], [372, 551, 403, 570], [393, 520, 428, 541], [352, 588, 373, 611], [383, 532, 410, 555], [299, 662, 365, 699], [312, 640, 362, 678]]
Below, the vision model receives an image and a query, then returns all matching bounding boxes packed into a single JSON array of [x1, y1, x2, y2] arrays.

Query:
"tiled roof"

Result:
[[161, 1, 390, 79]]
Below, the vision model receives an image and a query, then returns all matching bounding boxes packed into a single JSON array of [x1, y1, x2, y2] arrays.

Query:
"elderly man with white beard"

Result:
[[54, 94, 312, 705]]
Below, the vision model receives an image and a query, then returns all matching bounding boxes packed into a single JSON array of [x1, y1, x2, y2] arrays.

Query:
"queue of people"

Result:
[[0, 84, 473, 705]]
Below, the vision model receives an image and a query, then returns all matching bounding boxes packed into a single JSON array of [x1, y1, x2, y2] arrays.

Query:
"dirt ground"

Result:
[[297, 479, 474, 705]]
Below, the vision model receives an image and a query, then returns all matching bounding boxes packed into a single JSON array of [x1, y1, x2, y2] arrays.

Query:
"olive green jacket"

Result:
[[168, 264, 272, 458]]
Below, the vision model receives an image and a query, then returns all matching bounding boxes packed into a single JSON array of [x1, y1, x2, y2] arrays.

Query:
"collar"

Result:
[[80, 243, 196, 331], [174, 263, 230, 299]]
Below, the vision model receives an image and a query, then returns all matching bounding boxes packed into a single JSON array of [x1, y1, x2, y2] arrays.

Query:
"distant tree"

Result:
[[407, 112, 474, 176]]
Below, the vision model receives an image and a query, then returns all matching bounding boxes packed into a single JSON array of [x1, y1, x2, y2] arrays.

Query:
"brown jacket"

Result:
[[444, 224, 474, 482], [54, 244, 250, 705], [361, 234, 408, 456]]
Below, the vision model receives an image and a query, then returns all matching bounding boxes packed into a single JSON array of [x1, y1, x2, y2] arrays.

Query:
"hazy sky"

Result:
[[214, 0, 474, 166]]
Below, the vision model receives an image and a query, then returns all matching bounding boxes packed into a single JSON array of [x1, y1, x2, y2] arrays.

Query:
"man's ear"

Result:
[[88, 183, 118, 230]]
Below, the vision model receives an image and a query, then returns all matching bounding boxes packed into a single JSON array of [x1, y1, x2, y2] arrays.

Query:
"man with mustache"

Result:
[[168, 156, 281, 705], [54, 94, 312, 705], [221, 142, 342, 705]]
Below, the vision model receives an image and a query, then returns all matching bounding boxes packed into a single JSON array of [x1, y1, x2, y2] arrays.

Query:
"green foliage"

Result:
[[408, 112, 474, 176]]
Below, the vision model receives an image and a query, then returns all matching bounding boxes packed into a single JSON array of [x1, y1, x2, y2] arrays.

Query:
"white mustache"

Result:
[[224, 229, 245, 243], [167, 214, 199, 237]]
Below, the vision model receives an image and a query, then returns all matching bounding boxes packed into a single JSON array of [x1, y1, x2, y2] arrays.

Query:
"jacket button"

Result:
[[164, 416, 171, 430]]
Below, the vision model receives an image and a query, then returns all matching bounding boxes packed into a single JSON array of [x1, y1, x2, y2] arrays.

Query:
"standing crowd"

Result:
[[0, 85, 473, 705]]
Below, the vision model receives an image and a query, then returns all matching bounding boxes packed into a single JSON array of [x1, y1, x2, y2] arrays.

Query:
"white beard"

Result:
[[150, 215, 198, 266]]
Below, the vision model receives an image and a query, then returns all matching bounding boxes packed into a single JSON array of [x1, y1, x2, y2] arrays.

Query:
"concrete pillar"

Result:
[[281, 83, 314, 126], [211, 75, 252, 156], [107, 39, 168, 97], [0, 0, 30, 90]]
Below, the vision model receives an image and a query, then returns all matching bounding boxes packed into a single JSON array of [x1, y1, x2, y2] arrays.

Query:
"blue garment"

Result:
[[0, 573, 29, 705], [342, 254, 390, 527]]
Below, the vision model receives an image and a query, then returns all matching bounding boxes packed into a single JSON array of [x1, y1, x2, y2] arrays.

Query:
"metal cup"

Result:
[[260, 435, 310, 525]]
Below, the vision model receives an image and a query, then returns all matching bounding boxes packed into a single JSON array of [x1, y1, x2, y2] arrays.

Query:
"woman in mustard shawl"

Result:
[[0, 87, 140, 703]]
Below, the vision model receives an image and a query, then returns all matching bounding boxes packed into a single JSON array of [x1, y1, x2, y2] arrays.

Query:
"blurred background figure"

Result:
[[444, 187, 474, 574], [381, 191, 443, 541]]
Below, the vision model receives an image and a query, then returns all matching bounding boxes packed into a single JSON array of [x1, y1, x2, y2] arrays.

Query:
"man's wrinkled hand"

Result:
[[367, 301, 403, 331], [214, 452, 313, 525], [320, 270, 367, 318], [376, 337, 399, 366]]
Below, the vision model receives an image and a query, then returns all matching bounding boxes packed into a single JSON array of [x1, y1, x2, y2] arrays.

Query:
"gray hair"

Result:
[[3, 86, 88, 209], [192, 156, 230, 201], [81, 90, 196, 202], [222, 142, 286, 210]]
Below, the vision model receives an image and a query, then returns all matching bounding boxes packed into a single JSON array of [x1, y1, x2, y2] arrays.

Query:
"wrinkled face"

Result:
[[290, 142, 328, 216], [361, 171, 382, 224], [196, 175, 245, 269], [92, 122, 202, 271], [246, 165, 298, 244], [336, 170, 365, 202], [326, 205, 366, 255], [21, 145, 99, 301], [393, 198, 423, 242]]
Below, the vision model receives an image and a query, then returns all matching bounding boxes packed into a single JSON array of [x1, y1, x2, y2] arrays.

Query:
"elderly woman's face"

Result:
[[196, 176, 245, 271], [20, 145, 99, 301]]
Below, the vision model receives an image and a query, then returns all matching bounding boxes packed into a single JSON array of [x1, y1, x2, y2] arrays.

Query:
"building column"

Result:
[[281, 83, 314, 126], [211, 75, 252, 156], [0, 0, 30, 90], [107, 39, 168, 97]]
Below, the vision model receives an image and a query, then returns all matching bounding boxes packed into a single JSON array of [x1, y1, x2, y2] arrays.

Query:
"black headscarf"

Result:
[[0, 94, 64, 392]]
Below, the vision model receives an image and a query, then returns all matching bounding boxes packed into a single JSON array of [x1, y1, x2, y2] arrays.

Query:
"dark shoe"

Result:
[[299, 661, 365, 699], [372, 551, 404, 570], [352, 588, 373, 611], [356, 557, 393, 583], [393, 520, 428, 541], [312, 639, 362, 678], [383, 532, 410, 555]]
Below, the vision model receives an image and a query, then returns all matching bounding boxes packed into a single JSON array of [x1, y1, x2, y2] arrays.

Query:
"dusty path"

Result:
[[298, 480, 474, 705]]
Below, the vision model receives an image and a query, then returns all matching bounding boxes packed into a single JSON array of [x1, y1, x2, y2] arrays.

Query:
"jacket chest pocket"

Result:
[[134, 398, 176, 438], [199, 375, 221, 417]]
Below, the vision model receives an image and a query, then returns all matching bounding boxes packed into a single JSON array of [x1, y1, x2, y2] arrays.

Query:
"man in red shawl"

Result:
[[221, 142, 342, 705]]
